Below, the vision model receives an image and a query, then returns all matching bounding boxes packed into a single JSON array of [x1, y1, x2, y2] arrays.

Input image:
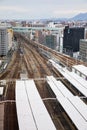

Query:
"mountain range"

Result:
[[71, 12, 87, 21], [40, 12, 87, 22], [5, 12, 87, 22]]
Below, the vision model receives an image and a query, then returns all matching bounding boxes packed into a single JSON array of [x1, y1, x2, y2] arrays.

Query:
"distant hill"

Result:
[[40, 13, 87, 22], [27, 12, 87, 22], [39, 18, 68, 23], [71, 12, 87, 21]]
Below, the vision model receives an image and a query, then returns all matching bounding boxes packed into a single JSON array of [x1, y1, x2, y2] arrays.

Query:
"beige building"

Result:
[[7, 29, 13, 50]]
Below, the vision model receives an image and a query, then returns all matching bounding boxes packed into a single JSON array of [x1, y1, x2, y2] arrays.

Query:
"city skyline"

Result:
[[0, 0, 87, 19]]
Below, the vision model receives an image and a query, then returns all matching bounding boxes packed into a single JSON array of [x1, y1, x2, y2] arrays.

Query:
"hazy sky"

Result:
[[0, 0, 87, 19]]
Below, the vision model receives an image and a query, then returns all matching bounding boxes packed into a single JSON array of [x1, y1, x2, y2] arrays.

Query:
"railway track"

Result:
[[0, 50, 21, 79], [22, 40, 77, 129], [4, 82, 18, 130], [23, 43, 51, 76], [0, 33, 85, 130], [18, 33, 86, 68]]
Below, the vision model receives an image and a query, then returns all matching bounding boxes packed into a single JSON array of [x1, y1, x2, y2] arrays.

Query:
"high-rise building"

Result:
[[63, 26, 84, 56], [85, 28, 87, 39], [79, 39, 87, 62], [0, 27, 8, 56], [45, 35, 57, 49], [0, 27, 13, 56]]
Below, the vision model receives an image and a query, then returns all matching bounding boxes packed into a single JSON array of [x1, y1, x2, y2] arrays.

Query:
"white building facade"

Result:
[[0, 27, 13, 56], [0, 27, 8, 56]]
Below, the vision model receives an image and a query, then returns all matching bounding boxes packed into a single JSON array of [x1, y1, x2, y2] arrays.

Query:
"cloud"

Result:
[[0, 0, 87, 19], [0, 6, 29, 13], [53, 9, 87, 18]]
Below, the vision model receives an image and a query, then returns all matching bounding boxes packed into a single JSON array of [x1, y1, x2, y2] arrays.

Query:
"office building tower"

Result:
[[79, 39, 87, 62], [63, 26, 84, 56], [0, 27, 13, 56], [0, 27, 8, 56], [45, 35, 57, 50]]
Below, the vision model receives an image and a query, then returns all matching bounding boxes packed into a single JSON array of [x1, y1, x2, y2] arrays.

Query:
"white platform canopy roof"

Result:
[[72, 65, 87, 76], [16, 80, 56, 130], [16, 80, 37, 130], [49, 59, 87, 97], [25, 80, 56, 130], [47, 76, 87, 130]]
